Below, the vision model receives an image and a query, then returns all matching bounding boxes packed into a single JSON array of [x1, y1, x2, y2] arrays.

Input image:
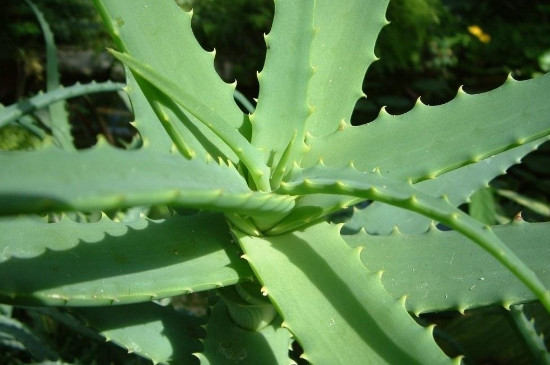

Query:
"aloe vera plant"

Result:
[[1, 0, 550, 363]]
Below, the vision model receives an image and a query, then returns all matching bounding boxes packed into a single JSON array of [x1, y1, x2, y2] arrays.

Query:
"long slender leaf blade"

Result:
[[345, 139, 544, 234], [0, 82, 123, 129], [197, 302, 292, 365], [0, 213, 253, 306], [24, 0, 73, 150], [236, 222, 454, 364], [74, 302, 203, 364], [303, 74, 550, 182], [306, 0, 389, 137], [251, 0, 315, 171], [343, 222, 550, 314], [0, 144, 293, 216], [278, 164, 550, 312]]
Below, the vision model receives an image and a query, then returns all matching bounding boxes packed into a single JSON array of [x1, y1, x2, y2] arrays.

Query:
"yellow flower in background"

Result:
[[468, 25, 491, 43]]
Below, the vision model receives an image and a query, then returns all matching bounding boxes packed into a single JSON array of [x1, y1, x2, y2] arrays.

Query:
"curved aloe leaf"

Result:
[[110, 50, 271, 192], [277, 164, 550, 312], [74, 302, 203, 364], [272, 137, 546, 236], [94, 0, 242, 128], [0, 213, 252, 306], [0, 143, 294, 216], [250, 0, 314, 175], [0, 82, 124, 129], [124, 70, 173, 152], [343, 221, 550, 314], [236, 222, 455, 364], [24, 0, 72, 151], [196, 302, 292, 365], [302, 73, 550, 183], [510, 305, 550, 364], [306, 0, 389, 137], [132, 74, 206, 159], [94, 0, 248, 168], [345, 138, 546, 234]]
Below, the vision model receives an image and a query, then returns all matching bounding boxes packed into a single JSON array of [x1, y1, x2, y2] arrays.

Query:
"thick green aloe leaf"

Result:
[[94, 0, 241, 129], [345, 139, 544, 234], [196, 302, 292, 365], [111, 50, 271, 192], [0, 143, 293, 216], [74, 302, 203, 364], [94, 0, 246, 164], [306, 0, 389, 137], [251, 0, 315, 174], [131, 74, 220, 159], [236, 222, 455, 364], [343, 221, 550, 314], [0, 213, 252, 306], [125, 70, 173, 152], [24, 0, 72, 151], [302, 73, 550, 183], [277, 164, 550, 312], [0, 81, 123, 129]]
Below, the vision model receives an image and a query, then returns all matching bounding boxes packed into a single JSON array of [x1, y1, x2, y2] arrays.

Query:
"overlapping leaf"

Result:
[[343, 221, 550, 314], [0, 143, 293, 216], [197, 302, 292, 365], [75, 302, 203, 364], [302, 74, 550, 183], [94, 0, 246, 163], [278, 164, 550, 312], [124, 70, 173, 152], [110, 51, 271, 191], [345, 138, 546, 234], [0, 213, 252, 306], [236, 222, 455, 364]]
